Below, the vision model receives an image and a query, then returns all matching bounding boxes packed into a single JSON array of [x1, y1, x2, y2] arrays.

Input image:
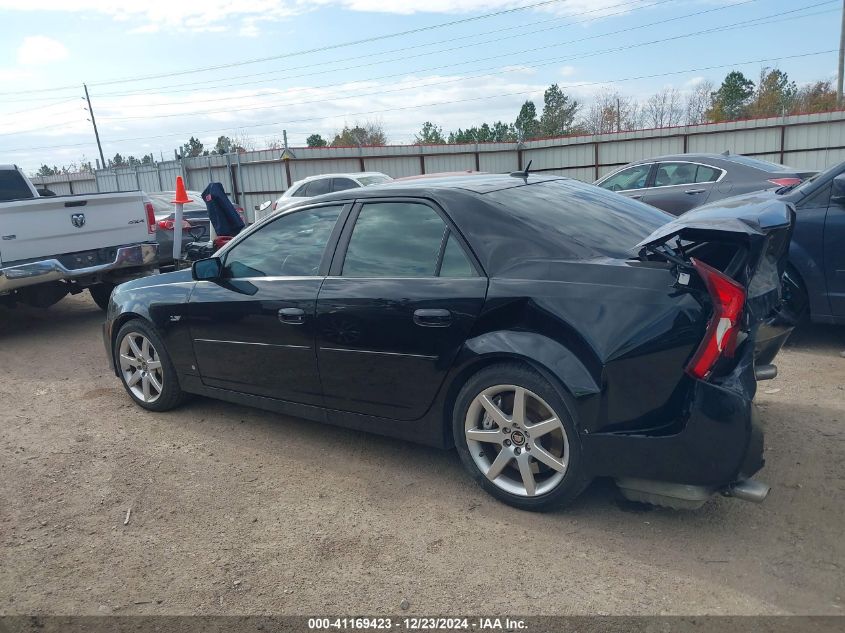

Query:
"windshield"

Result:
[[358, 175, 392, 186], [147, 192, 207, 215], [785, 171, 823, 196]]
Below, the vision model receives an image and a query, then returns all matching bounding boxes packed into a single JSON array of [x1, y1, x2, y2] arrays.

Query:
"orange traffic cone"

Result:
[[171, 176, 192, 204]]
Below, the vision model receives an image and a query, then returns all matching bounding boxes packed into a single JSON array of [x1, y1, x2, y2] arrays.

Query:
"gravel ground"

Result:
[[1, 293, 843, 616]]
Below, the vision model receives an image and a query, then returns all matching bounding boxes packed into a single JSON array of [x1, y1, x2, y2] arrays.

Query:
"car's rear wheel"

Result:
[[114, 320, 184, 411], [453, 363, 589, 511]]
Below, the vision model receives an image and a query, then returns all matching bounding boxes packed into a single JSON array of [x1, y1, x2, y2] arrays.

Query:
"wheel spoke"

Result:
[[120, 354, 141, 368], [148, 371, 163, 394], [126, 370, 141, 387], [531, 444, 567, 472], [486, 448, 512, 481], [142, 373, 151, 401], [141, 337, 151, 361], [526, 417, 559, 438], [479, 395, 509, 428], [128, 337, 143, 358], [146, 360, 162, 370], [517, 455, 537, 496], [466, 428, 504, 445], [512, 387, 526, 426]]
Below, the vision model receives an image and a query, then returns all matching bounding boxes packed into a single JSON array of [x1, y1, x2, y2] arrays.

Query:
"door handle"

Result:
[[629, 194, 643, 200], [413, 308, 452, 327], [684, 189, 706, 195], [278, 307, 305, 324]]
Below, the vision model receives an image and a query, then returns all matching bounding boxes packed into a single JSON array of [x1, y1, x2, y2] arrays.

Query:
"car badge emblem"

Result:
[[71, 213, 86, 228]]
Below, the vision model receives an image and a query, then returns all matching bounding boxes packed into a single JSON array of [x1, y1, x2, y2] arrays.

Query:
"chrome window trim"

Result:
[[597, 160, 727, 192]]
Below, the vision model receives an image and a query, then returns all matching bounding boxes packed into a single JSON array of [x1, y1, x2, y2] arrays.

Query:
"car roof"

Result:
[[297, 173, 561, 203], [294, 172, 388, 184]]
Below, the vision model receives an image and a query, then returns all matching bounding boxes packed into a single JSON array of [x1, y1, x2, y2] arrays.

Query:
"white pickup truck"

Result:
[[0, 164, 158, 310]]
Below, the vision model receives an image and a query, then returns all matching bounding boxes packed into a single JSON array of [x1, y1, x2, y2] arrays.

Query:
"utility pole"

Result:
[[616, 98, 622, 133], [839, 0, 845, 106], [83, 83, 106, 170]]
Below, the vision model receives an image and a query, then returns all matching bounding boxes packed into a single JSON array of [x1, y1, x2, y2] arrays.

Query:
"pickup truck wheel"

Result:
[[453, 363, 589, 512], [115, 320, 184, 411], [88, 283, 115, 311]]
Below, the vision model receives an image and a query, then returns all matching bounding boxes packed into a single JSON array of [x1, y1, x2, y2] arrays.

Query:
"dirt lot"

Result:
[[1, 293, 843, 616]]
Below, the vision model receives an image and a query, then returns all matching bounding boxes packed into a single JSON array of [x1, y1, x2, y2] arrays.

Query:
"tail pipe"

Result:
[[755, 364, 778, 381], [723, 479, 770, 503]]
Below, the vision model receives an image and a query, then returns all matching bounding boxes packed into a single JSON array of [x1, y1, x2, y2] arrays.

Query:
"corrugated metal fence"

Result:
[[31, 110, 845, 221]]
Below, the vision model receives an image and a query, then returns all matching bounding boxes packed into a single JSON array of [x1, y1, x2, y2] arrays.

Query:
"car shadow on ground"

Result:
[[784, 321, 845, 351], [0, 296, 103, 342]]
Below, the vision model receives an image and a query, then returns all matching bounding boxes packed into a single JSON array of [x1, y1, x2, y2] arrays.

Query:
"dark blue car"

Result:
[[690, 161, 845, 325]]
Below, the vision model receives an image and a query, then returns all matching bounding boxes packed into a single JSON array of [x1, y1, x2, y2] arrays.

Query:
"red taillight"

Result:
[[768, 177, 802, 188], [144, 202, 156, 234], [685, 257, 746, 380], [156, 219, 191, 230]]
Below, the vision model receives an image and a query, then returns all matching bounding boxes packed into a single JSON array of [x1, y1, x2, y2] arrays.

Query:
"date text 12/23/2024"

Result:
[[308, 618, 527, 630]]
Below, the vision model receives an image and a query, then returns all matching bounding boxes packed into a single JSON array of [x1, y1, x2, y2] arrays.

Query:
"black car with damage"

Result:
[[102, 174, 795, 511]]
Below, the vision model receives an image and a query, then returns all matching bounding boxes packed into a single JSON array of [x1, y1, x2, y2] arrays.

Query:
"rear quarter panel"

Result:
[[462, 261, 705, 435]]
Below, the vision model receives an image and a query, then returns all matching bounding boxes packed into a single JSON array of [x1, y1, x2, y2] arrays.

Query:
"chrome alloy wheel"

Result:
[[118, 332, 164, 404], [465, 385, 570, 497]]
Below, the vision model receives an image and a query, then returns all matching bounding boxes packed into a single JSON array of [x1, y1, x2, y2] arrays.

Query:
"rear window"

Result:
[[357, 175, 392, 186], [0, 170, 35, 201], [485, 179, 671, 259], [722, 155, 789, 171]]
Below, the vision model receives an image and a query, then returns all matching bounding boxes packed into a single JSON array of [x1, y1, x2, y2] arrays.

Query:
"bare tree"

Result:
[[581, 90, 641, 134], [643, 88, 683, 128], [684, 80, 715, 125], [230, 130, 255, 152]]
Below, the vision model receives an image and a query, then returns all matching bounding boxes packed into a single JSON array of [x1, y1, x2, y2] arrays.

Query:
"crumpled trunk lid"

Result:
[[635, 198, 796, 368]]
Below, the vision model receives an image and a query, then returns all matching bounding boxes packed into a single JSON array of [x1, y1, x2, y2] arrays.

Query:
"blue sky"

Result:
[[0, 0, 839, 172]]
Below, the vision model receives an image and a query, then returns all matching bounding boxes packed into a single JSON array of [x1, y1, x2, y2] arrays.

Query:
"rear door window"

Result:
[[654, 163, 698, 187], [341, 202, 447, 278], [306, 178, 331, 197], [694, 165, 722, 183], [331, 178, 359, 193]]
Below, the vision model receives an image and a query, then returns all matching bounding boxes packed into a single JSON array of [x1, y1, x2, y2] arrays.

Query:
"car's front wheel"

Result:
[[453, 363, 589, 511], [114, 320, 184, 411]]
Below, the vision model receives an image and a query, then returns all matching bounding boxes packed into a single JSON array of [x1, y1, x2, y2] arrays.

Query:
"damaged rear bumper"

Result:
[[581, 341, 771, 507]]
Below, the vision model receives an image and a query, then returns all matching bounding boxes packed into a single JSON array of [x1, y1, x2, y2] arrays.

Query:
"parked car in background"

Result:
[[595, 153, 816, 215], [258, 172, 392, 221], [105, 174, 794, 511], [145, 190, 246, 267], [0, 164, 157, 310], [696, 159, 845, 325]]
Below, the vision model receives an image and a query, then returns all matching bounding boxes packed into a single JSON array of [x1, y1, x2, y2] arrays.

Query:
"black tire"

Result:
[[452, 363, 589, 512], [88, 283, 115, 311], [780, 264, 809, 324], [114, 319, 184, 412]]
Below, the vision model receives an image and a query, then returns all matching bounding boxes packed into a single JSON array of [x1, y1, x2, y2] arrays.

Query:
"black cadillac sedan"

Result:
[[103, 174, 795, 511]]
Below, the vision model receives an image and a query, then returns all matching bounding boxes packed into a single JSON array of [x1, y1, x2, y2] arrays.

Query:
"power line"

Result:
[[0, 0, 571, 97], [91, 0, 672, 101], [1, 49, 834, 154], [97, 3, 828, 122], [96, 0, 822, 116]]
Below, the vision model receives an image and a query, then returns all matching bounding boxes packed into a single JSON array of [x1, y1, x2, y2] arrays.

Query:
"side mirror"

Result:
[[259, 200, 272, 212], [832, 174, 845, 203], [192, 256, 222, 281]]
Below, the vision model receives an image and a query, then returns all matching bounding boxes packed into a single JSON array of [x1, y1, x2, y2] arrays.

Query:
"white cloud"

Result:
[[0, 0, 640, 35], [559, 65, 576, 77], [17, 36, 69, 66]]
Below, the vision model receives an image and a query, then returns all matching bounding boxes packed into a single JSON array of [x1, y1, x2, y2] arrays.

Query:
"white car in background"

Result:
[[258, 172, 392, 220]]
